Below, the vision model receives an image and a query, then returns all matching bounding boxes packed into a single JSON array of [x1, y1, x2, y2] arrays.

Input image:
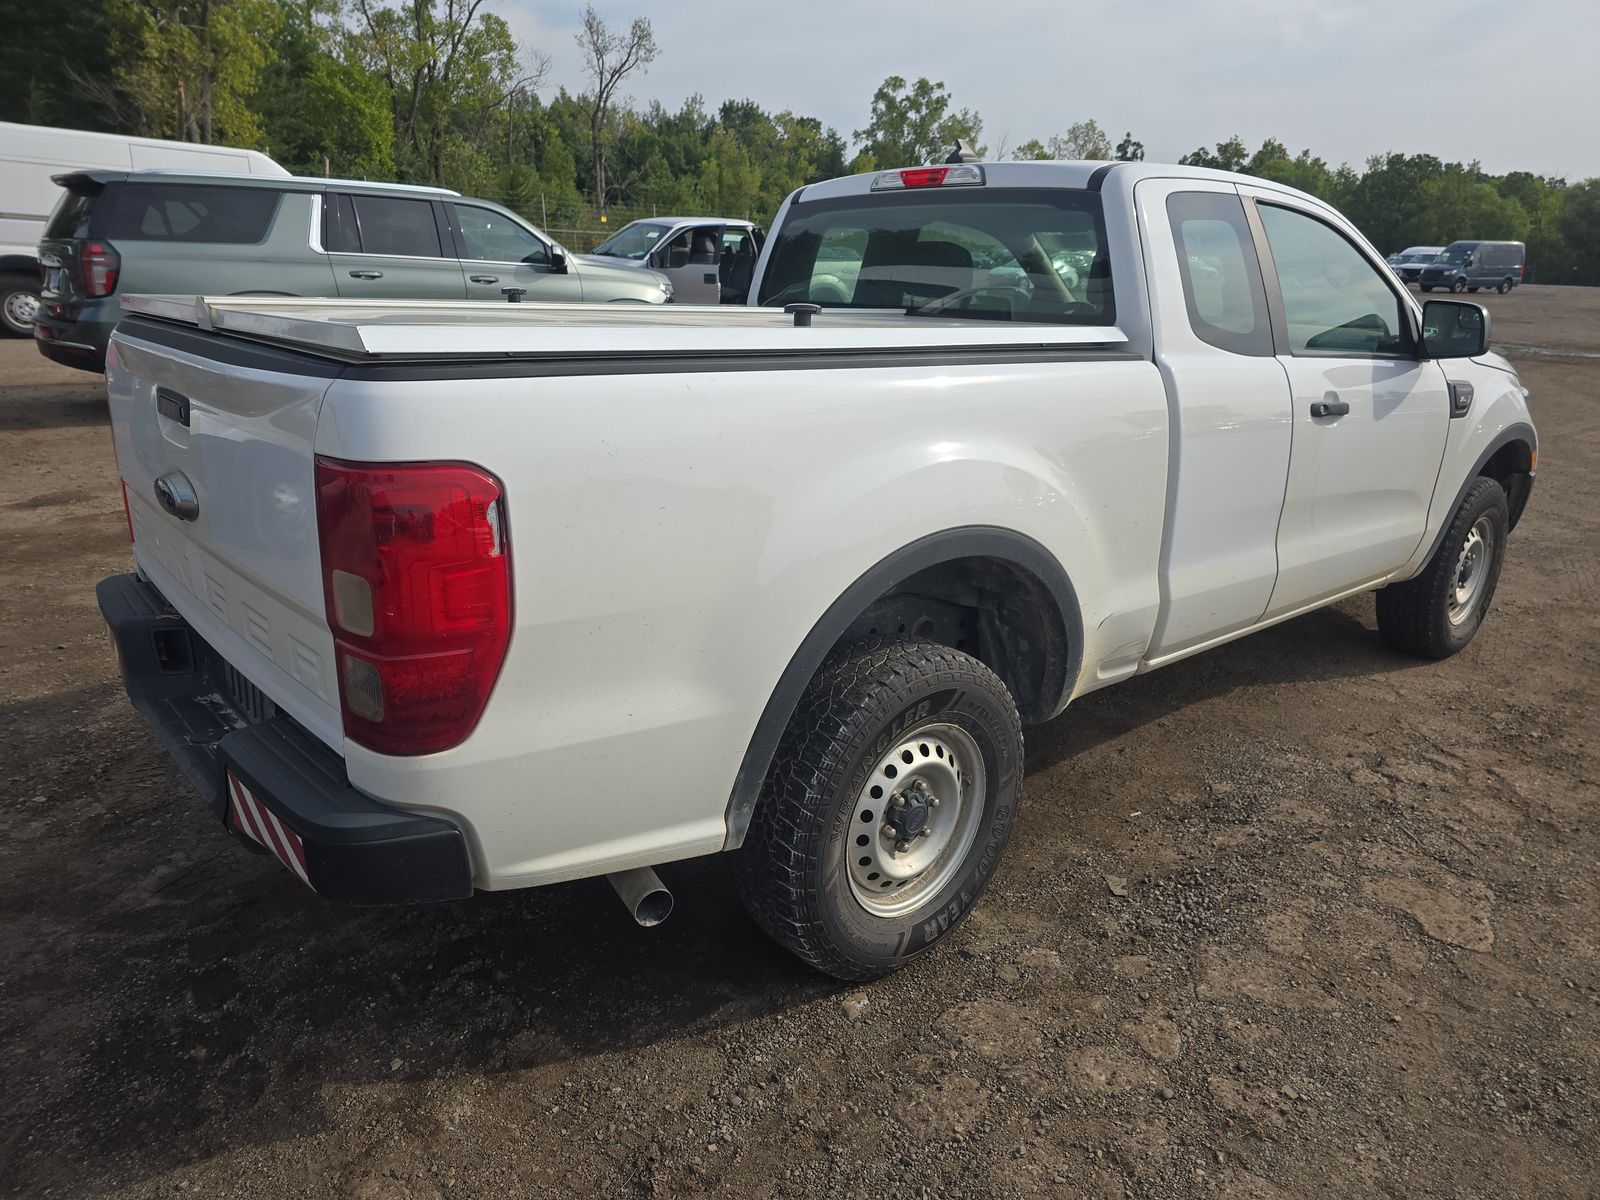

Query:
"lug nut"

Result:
[[929, 797, 941, 808], [881, 823, 895, 838], [895, 839, 912, 853], [891, 793, 906, 808]]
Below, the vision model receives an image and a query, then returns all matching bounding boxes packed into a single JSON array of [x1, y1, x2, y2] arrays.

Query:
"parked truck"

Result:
[[98, 160, 1536, 979]]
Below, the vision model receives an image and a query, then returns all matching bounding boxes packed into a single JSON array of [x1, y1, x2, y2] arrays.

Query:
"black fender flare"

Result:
[[0, 254, 40, 278], [722, 526, 1083, 849], [1415, 421, 1538, 568]]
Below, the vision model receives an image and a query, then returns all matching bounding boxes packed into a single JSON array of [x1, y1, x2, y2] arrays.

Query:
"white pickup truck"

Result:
[[98, 160, 1536, 979]]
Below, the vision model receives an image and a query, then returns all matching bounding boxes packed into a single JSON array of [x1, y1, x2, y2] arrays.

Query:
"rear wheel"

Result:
[[738, 641, 1021, 980], [0, 274, 40, 337], [1497, 277, 1514, 294], [1376, 477, 1508, 659]]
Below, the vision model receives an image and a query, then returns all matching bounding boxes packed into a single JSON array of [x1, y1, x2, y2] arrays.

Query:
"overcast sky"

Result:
[[500, 0, 1599, 181]]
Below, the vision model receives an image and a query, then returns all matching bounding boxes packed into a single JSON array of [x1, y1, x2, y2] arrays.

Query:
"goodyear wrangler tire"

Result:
[[738, 641, 1022, 980], [1377, 477, 1509, 660]]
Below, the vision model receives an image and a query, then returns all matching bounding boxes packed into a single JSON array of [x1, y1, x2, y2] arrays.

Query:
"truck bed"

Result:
[[120, 294, 1132, 362]]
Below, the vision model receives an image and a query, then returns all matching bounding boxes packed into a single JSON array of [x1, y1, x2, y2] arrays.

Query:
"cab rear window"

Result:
[[758, 187, 1114, 325], [104, 184, 281, 244]]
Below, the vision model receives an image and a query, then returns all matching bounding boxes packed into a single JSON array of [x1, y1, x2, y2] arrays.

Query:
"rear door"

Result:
[[325, 192, 466, 299], [1135, 179, 1294, 657], [651, 223, 725, 303], [449, 201, 583, 302], [1243, 190, 1450, 615], [106, 327, 343, 747]]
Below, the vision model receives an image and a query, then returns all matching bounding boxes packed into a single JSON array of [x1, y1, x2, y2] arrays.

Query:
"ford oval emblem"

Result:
[[153, 471, 200, 521]]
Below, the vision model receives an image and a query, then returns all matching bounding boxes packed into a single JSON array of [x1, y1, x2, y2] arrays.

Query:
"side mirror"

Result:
[[548, 248, 567, 273], [1421, 299, 1490, 358]]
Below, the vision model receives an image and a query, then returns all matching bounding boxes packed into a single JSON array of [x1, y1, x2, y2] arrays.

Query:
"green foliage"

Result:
[[5, 9, 1598, 284], [1014, 120, 1112, 161], [107, 0, 284, 145], [854, 76, 983, 167]]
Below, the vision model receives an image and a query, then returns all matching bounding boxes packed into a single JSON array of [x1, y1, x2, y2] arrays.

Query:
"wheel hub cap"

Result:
[[1448, 516, 1494, 626], [847, 723, 985, 917], [5, 290, 39, 328]]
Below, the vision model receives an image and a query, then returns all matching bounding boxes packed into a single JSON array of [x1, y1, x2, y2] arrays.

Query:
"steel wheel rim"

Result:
[[3, 289, 38, 330], [1448, 516, 1495, 626], [846, 722, 985, 918]]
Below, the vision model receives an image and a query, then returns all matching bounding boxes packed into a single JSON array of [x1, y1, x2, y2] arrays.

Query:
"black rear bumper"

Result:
[[98, 572, 473, 904]]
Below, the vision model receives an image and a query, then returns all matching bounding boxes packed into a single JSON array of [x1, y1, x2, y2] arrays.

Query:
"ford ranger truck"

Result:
[[97, 161, 1537, 980]]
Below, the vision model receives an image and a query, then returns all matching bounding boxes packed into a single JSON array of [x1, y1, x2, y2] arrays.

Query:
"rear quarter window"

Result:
[[105, 184, 281, 244], [44, 189, 100, 239]]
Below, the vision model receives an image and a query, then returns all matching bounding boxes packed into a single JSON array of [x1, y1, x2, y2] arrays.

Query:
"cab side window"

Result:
[[455, 204, 548, 264], [1166, 192, 1273, 356], [1257, 204, 1408, 357]]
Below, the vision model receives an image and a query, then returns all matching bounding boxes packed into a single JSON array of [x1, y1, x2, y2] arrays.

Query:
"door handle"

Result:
[[470, 274, 500, 284], [1310, 398, 1351, 419], [703, 272, 719, 285], [348, 270, 383, 280]]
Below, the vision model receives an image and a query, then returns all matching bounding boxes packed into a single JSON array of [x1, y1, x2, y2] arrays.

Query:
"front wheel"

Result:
[[1420, 285, 1434, 293], [738, 641, 1022, 980], [1451, 277, 1469, 293], [0, 274, 40, 337], [1376, 477, 1509, 659]]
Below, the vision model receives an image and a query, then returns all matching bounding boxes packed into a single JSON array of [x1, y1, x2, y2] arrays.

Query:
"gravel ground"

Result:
[[1, 286, 1596, 1199]]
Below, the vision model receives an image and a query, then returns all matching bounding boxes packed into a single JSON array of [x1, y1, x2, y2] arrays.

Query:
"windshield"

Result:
[[757, 187, 1114, 324], [1438, 243, 1476, 264], [1398, 251, 1437, 264], [592, 221, 672, 260]]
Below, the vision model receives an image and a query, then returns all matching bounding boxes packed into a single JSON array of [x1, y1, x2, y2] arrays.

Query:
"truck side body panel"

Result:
[[314, 355, 1169, 887]]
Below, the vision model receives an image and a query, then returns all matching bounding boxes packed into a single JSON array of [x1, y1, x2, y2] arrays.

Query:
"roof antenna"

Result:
[[945, 139, 981, 164]]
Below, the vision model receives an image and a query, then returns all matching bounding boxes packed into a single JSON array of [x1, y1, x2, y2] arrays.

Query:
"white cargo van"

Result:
[[0, 121, 286, 336]]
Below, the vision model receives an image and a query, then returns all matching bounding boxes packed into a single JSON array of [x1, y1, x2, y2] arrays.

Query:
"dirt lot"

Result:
[[1, 287, 1596, 1200]]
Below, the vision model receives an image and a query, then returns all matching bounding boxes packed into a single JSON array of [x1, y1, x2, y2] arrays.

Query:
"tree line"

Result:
[[2, 0, 1596, 281]]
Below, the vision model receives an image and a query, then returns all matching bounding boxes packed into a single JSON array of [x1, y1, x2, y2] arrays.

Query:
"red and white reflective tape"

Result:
[[227, 771, 313, 890]]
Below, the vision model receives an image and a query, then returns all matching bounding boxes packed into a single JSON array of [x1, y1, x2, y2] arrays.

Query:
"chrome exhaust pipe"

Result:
[[607, 866, 673, 927]]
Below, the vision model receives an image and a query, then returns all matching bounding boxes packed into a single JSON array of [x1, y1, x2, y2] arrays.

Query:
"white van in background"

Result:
[[0, 121, 287, 336]]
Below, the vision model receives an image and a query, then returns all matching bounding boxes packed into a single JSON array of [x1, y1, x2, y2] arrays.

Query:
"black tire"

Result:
[[1497, 277, 1513, 294], [1468, 286, 1480, 293], [738, 641, 1022, 980], [1420, 285, 1434, 293], [1451, 277, 1469, 294], [0, 273, 40, 337], [1376, 477, 1509, 659]]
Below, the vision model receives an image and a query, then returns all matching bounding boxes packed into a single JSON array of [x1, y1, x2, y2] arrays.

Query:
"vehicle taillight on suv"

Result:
[[80, 241, 120, 297], [314, 458, 512, 756]]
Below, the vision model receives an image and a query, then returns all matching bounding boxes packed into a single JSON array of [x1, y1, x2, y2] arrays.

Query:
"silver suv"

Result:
[[35, 172, 672, 372]]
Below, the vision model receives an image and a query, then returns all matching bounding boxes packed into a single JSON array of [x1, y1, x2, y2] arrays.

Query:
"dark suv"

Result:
[[34, 172, 671, 372], [1417, 240, 1526, 294]]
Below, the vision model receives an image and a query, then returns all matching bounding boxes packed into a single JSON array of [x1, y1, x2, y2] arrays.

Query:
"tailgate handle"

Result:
[[156, 387, 191, 427]]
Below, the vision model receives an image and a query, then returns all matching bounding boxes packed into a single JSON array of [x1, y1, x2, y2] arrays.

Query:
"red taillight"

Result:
[[899, 167, 951, 189], [80, 240, 120, 297], [315, 457, 511, 756], [120, 478, 134, 543]]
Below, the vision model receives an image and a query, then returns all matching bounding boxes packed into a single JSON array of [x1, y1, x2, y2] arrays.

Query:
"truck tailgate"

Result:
[[107, 328, 343, 750]]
